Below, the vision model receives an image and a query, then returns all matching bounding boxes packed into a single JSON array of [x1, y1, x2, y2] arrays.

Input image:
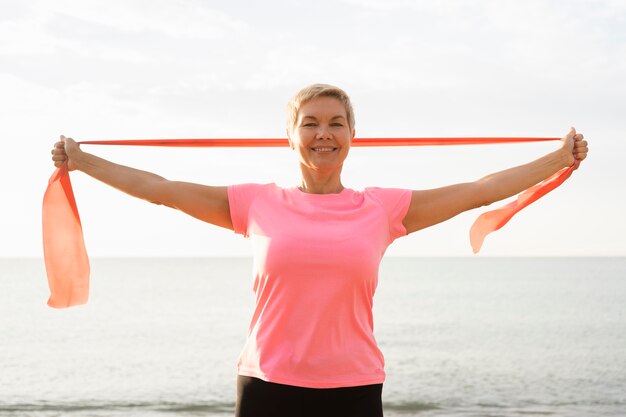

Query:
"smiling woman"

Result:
[[49, 83, 588, 417]]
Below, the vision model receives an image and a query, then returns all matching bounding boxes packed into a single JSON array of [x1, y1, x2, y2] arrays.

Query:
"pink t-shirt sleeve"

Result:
[[365, 187, 412, 242], [227, 183, 269, 237]]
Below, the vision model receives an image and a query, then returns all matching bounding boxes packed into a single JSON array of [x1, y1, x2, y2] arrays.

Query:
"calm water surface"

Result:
[[0, 257, 624, 416]]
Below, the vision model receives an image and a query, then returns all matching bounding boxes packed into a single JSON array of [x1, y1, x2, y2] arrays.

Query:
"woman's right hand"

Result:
[[51, 135, 81, 171]]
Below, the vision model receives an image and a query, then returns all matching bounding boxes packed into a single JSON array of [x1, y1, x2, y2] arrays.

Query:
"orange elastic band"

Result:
[[43, 137, 574, 308], [79, 137, 558, 147]]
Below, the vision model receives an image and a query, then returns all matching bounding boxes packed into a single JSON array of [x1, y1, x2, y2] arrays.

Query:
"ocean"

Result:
[[1, 257, 624, 417]]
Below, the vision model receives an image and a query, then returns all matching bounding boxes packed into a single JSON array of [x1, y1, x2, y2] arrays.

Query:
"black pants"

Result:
[[236, 376, 384, 417]]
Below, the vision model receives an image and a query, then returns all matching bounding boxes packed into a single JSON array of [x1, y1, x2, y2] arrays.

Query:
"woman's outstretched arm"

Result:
[[51, 135, 233, 230], [402, 127, 589, 234]]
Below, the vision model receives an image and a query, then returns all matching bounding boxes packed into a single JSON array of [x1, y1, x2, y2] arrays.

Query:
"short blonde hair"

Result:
[[286, 84, 355, 133]]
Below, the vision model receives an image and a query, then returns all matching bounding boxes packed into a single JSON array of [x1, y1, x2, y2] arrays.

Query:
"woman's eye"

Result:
[[303, 123, 317, 127]]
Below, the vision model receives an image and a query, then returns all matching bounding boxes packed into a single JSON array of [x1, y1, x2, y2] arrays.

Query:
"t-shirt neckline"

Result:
[[291, 186, 352, 198]]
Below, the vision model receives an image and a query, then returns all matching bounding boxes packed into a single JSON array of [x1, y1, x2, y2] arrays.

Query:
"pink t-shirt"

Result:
[[228, 183, 412, 388]]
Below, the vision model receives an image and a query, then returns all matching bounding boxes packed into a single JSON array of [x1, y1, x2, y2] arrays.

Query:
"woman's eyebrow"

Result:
[[301, 115, 346, 120]]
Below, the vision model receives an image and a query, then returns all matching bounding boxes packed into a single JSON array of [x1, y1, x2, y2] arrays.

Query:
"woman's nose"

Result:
[[315, 125, 332, 140]]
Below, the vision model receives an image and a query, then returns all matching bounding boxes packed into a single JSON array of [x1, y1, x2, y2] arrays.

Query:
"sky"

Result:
[[1, 0, 624, 258]]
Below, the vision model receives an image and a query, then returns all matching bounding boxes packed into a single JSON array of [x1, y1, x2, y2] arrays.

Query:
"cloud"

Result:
[[0, 0, 250, 67], [37, 0, 248, 39]]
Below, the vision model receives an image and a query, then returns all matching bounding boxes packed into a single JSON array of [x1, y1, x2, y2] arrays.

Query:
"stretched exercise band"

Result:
[[43, 137, 577, 308]]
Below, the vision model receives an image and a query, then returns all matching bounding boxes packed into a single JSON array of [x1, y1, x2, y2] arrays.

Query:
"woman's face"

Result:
[[289, 96, 355, 176]]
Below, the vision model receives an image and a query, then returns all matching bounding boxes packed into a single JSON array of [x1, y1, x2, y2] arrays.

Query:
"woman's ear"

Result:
[[286, 128, 295, 150]]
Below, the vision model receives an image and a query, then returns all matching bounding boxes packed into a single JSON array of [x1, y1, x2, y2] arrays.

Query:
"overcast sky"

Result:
[[2, 0, 624, 257]]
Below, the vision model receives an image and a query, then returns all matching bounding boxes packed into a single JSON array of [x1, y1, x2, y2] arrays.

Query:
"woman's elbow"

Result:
[[143, 179, 174, 207], [470, 180, 498, 208]]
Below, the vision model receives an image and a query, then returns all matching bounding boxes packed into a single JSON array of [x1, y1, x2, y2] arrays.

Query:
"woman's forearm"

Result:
[[477, 148, 571, 206]]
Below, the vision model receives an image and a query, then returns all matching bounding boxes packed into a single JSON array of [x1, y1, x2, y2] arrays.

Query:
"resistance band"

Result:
[[43, 137, 577, 308]]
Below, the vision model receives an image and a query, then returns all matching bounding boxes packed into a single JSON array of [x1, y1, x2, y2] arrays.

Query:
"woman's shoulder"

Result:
[[362, 187, 412, 212], [229, 182, 277, 192], [228, 182, 277, 203], [363, 186, 412, 198]]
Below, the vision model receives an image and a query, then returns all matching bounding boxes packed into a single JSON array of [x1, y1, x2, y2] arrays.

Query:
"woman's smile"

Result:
[[311, 145, 338, 153]]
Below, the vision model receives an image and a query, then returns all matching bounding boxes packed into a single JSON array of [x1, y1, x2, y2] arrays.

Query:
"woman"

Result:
[[51, 84, 588, 417]]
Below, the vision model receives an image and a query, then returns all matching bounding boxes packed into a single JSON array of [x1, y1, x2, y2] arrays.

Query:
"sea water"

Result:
[[0, 257, 624, 417]]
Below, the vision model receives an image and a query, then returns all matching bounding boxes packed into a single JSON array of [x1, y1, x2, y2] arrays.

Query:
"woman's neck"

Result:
[[298, 173, 344, 194]]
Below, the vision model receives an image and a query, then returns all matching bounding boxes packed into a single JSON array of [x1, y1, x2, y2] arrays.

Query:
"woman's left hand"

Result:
[[561, 127, 589, 167]]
